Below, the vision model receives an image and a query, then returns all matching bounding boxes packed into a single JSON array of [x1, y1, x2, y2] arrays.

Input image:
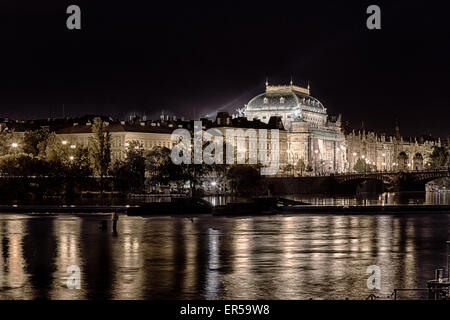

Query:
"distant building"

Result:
[[56, 115, 182, 161], [345, 127, 441, 172]]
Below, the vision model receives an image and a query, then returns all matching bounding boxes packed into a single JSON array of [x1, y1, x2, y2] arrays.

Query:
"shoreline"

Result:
[[0, 204, 448, 215]]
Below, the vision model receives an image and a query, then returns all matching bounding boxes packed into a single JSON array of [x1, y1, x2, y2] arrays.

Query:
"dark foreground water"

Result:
[[0, 213, 449, 300]]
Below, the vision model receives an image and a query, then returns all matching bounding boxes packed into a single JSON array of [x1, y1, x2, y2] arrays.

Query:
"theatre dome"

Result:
[[245, 83, 326, 115], [239, 82, 328, 130]]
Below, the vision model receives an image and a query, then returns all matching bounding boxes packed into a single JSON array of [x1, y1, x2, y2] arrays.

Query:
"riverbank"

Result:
[[0, 203, 449, 215]]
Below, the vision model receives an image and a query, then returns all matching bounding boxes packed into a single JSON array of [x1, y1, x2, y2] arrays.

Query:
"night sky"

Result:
[[0, 1, 449, 137]]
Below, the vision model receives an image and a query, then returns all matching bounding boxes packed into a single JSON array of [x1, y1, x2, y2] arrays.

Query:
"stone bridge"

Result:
[[333, 169, 450, 192]]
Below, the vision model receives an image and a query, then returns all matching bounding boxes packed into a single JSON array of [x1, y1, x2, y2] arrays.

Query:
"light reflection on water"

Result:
[[0, 213, 448, 300], [204, 191, 450, 206]]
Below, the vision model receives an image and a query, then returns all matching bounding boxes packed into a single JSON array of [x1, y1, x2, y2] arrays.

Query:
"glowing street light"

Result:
[[70, 144, 76, 149], [69, 156, 74, 161], [62, 140, 68, 145], [11, 143, 18, 148]]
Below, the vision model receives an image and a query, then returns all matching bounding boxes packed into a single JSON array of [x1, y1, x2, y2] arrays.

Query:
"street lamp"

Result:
[[62, 140, 68, 145], [70, 144, 76, 149], [69, 156, 74, 161], [11, 143, 18, 148]]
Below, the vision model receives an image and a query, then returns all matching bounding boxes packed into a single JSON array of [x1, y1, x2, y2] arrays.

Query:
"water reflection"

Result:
[[0, 217, 29, 299], [285, 191, 450, 206], [51, 217, 83, 299], [0, 214, 448, 300]]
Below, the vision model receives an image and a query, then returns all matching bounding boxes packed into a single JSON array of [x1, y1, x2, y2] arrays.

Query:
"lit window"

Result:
[[280, 97, 285, 104]]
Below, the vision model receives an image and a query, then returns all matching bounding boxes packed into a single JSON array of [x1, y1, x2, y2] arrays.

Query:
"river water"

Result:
[[0, 208, 449, 300]]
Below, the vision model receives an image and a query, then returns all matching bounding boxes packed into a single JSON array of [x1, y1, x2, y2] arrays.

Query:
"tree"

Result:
[[0, 128, 17, 155], [283, 164, 294, 176], [145, 146, 181, 188], [64, 147, 92, 196], [23, 128, 49, 157], [295, 159, 306, 176], [227, 164, 262, 195], [430, 147, 449, 169], [88, 117, 111, 196], [42, 132, 71, 163], [353, 158, 367, 173], [112, 140, 146, 193], [0, 153, 51, 198], [180, 160, 211, 197], [171, 140, 213, 197]]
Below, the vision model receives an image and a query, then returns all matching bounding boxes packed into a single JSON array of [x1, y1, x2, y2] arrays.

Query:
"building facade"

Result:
[[54, 113, 288, 170], [238, 82, 346, 174], [345, 129, 441, 172], [238, 82, 441, 174]]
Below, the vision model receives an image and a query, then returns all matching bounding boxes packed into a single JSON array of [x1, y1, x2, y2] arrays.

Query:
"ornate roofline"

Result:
[[266, 84, 310, 95]]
